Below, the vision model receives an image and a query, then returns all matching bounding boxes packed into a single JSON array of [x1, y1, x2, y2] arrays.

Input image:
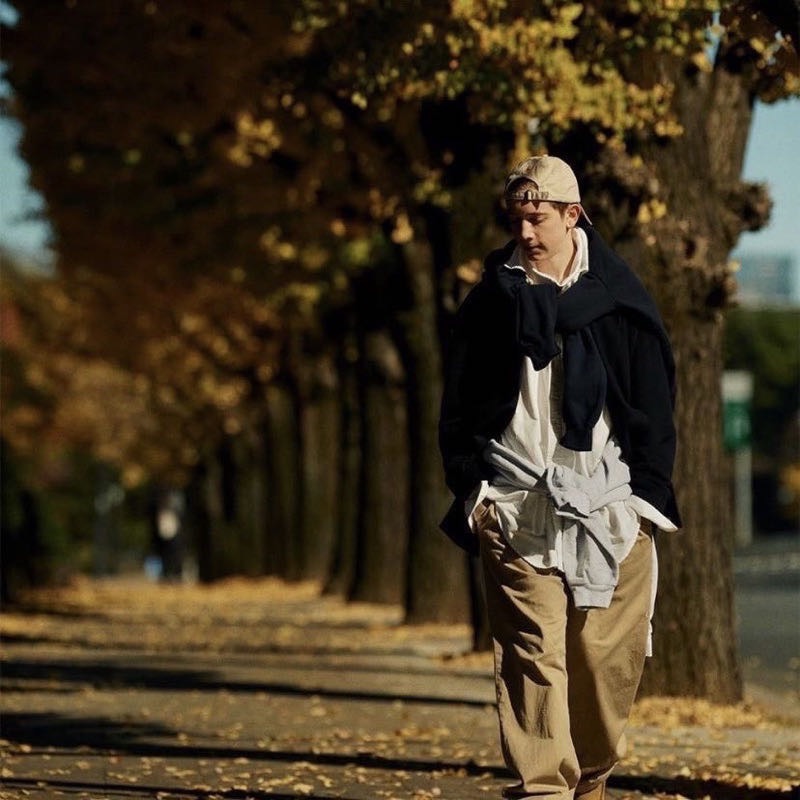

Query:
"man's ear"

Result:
[[566, 203, 581, 228]]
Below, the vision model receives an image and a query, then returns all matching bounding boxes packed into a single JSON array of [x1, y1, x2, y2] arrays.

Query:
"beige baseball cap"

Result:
[[504, 155, 591, 223]]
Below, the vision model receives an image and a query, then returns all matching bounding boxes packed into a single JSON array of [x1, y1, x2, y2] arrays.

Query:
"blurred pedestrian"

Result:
[[151, 487, 186, 582], [439, 156, 681, 799]]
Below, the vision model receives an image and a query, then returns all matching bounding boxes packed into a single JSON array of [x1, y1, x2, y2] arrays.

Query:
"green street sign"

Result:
[[722, 371, 753, 452], [723, 398, 750, 451]]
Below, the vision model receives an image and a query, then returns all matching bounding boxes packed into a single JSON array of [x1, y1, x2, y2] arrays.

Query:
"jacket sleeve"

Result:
[[626, 325, 682, 528]]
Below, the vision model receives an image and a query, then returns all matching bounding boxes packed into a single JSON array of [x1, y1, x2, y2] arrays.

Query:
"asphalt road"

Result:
[[734, 535, 800, 696]]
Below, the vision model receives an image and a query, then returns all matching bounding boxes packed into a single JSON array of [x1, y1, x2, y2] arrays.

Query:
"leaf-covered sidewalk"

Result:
[[1, 577, 798, 799]]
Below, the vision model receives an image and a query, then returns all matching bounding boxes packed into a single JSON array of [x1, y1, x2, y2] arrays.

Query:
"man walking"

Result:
[[439, 156, 681, 799]]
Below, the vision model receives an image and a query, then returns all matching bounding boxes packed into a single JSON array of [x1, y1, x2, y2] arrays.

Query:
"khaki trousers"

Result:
[[476, 501, 653, 799]]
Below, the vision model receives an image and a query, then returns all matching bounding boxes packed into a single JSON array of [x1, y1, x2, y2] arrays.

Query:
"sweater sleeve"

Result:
[[438, 285, 495, 497], [626, 325, 682, 528]]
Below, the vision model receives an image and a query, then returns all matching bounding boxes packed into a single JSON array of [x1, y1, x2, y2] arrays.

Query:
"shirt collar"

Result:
[[504, 227, 589, 290]]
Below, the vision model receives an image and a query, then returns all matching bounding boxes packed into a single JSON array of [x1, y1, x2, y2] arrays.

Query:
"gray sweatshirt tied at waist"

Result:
[[482, 438, 633, 609]]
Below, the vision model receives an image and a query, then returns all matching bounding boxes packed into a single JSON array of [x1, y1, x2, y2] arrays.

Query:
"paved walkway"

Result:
[[1, 577, 798, 799]]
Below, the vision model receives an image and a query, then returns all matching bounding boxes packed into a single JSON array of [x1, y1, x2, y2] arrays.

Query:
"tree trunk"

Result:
[[469, 554, 492, 651], [262, 382, 302, 579], [394, 232, 471, 624], [193, 443, 237, 580], [229, 426, 268, 577], [243, 423, 269, 575], [297, 356, 340, 582], [186, 463, 213, 583], [639, 315, 741, 700], [349, 329, 409, 605], [603, 66, 754, 702], [323, 335, 361, 597], [0, 440, 48, 602]]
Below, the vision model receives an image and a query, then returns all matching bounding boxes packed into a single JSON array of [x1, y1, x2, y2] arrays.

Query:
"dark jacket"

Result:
[[438, 225, 681, 554]]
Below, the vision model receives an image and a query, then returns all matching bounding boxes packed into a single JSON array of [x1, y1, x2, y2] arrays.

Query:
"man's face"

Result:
[[506, 199, 579, 268]]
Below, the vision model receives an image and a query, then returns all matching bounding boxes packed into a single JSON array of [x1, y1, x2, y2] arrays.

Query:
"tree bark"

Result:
[[242, 423, 269, 575], [600, 66, 753, 702], [394, 231, 471, 624], [349, 329, 409, 605], [639, 315, 742, 700], [192, 442, 240, 580], [262, 382, 302, 579], [297, 356, 340, 582], [323, 334, 361, 597], [186, 462, 213, 583], [228, 426, 269, 577]]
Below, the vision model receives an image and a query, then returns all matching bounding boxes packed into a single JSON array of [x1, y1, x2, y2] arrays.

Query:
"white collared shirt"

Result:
[[468, 228, 675, 652]]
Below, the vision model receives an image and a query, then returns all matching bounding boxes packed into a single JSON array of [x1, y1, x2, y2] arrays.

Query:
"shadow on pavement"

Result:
[[0, 630, 467, 661], [1, 658, 492, 707], [0, 711, 507, 777], [1, 712, 792, 800], [0, 777, 352, 800], [0, 711, 179, 750], [610, 773, 793, 800]]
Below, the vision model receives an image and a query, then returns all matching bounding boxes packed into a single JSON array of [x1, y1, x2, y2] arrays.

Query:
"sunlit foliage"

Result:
[[1, 0, 797, 485]]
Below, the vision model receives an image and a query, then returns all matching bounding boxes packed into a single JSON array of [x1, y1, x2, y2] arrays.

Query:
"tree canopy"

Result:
[[3, 0, 797, 481]]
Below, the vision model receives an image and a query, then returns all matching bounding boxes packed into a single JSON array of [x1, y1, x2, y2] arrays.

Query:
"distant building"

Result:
[[733, 253, 799, 308]]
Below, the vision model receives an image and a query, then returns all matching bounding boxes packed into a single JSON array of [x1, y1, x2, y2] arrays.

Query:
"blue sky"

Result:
[[734, 99, 800, 268], [0, 96, 798, 274], [0, 111, 52, 261]]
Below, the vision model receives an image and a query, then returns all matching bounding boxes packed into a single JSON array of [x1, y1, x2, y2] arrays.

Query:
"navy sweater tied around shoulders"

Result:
[[438, 225, 681, 554]]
